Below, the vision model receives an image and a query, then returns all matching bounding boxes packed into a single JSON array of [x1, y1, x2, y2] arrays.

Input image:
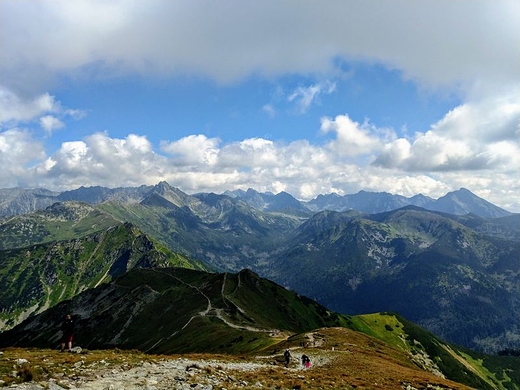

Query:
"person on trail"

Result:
[[283, 348, 291, 367], [301, 354, 311, 368], [60, 314, 74, 352]]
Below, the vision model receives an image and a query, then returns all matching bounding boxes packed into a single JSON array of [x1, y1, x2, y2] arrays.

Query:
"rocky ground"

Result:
[[0, 328, 475, 389], [2, 348, 328, 390]]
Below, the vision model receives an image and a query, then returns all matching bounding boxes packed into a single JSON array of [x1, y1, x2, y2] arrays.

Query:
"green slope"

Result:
[[267, 207, 520, 353], [0, 202, 121, 250], [0, 223, 204, 331], [347, 312, 520, 390], [0, 267, 350, 354]]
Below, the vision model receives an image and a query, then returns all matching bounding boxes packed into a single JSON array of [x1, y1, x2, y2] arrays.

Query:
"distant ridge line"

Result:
[[0, 182, 514, 219]]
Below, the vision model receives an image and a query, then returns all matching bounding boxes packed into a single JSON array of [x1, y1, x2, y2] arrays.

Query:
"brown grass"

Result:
[[0, 328, 475, 389]]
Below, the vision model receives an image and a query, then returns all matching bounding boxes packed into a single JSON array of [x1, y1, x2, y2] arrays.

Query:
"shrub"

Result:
[[18, 364, 38, 382]]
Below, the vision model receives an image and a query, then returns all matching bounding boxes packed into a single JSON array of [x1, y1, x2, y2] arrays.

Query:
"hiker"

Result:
[[60, 314, 74, 352], [283, 348, 291, 367], [301, 354, 311, 368]]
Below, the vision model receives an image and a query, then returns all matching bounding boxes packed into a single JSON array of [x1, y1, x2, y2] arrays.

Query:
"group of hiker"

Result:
[[284, 348, 311, 368]]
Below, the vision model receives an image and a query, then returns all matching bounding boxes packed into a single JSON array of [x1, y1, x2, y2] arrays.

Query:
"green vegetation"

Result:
[[348, 313, 409, 349], [0, 223, 204, 331], [1, 189, 520, 388], [0, 203, 120, 250], [1, 267, 519, 389]]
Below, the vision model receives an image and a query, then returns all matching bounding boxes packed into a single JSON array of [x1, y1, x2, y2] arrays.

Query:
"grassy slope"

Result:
[[0, 224, 204, 330], [347, 312, 520, 390], [0, 204, 120, 250]]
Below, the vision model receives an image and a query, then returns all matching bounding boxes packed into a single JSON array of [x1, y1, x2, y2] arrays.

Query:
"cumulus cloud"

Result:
[[0, 88, 58, 124], [0, 121, 516, 211], [39, 115, 65, 134], [373, 92, 520, 172], [29, 133, 166, 189], [320, 114, 395, 157], [0, 86, 86, 134], [0, 128, 46, 186], [161, 135, 220, 167]]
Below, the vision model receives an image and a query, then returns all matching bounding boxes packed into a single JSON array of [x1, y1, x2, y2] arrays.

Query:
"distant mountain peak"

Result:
[[0, 183, 514, 219], [433, 188, 510, 218]]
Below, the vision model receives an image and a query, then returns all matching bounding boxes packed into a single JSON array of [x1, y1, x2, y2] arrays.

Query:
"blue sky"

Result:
[[56, 65, 457, 146], [1, 1, 519, 211]]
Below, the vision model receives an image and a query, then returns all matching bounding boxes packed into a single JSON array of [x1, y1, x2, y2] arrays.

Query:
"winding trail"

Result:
[[144, 268, 280, 352]]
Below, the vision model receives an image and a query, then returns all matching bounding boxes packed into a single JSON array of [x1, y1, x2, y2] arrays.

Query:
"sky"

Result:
[[1, 1, 519, 212]]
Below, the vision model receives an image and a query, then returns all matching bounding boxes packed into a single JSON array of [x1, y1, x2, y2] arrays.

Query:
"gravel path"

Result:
[[5, 354, 319, 390]]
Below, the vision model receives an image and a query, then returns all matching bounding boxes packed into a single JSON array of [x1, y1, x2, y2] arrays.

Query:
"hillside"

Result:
[[1, 268, 518, 389], [0, 202, 121, 250], [0, 267, 349, 354], [265, 207, 520, 353], [0, 223, 204, 331], [96, 189, 301, 271]]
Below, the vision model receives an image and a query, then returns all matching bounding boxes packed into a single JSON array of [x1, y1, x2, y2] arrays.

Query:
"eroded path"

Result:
[[145, 268, 278, 350]]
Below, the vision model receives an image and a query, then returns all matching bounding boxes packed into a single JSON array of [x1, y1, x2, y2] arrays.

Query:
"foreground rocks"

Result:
[[1, 349, 329, 390], [6, 357, 275, 389]]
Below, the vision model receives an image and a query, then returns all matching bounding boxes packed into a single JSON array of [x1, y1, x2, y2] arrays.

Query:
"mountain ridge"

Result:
[[1, 267, 518, 389], [0, 219, 204, 331], [0, 182, 514, 218]]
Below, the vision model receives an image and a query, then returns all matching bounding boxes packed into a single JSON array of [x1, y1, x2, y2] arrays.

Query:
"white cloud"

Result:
[[39, 115, 65, 134], [161, 135, 220, 167], [431, 91, 520, 142], [28, 133, 166, 189], [288, 81, 336, 113], [262, 104, 276, 118], [0, 86, 86, 133], [320, 115, 394, 157], [0, 128, 46, 186], [373, 92, 520, 172], [0, 124, 514, 211], [0, 88, 58, 124]]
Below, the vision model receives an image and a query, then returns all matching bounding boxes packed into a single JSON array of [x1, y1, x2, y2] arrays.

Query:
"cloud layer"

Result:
[[2, 1, 518, 91]]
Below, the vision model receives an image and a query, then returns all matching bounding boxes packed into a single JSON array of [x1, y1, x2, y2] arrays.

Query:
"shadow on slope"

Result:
[[0, 267, 349, 355]]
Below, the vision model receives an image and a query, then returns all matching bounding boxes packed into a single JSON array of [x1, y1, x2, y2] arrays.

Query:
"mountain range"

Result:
[[1, 183, 513, 218], [0, 182, 519, 356]]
